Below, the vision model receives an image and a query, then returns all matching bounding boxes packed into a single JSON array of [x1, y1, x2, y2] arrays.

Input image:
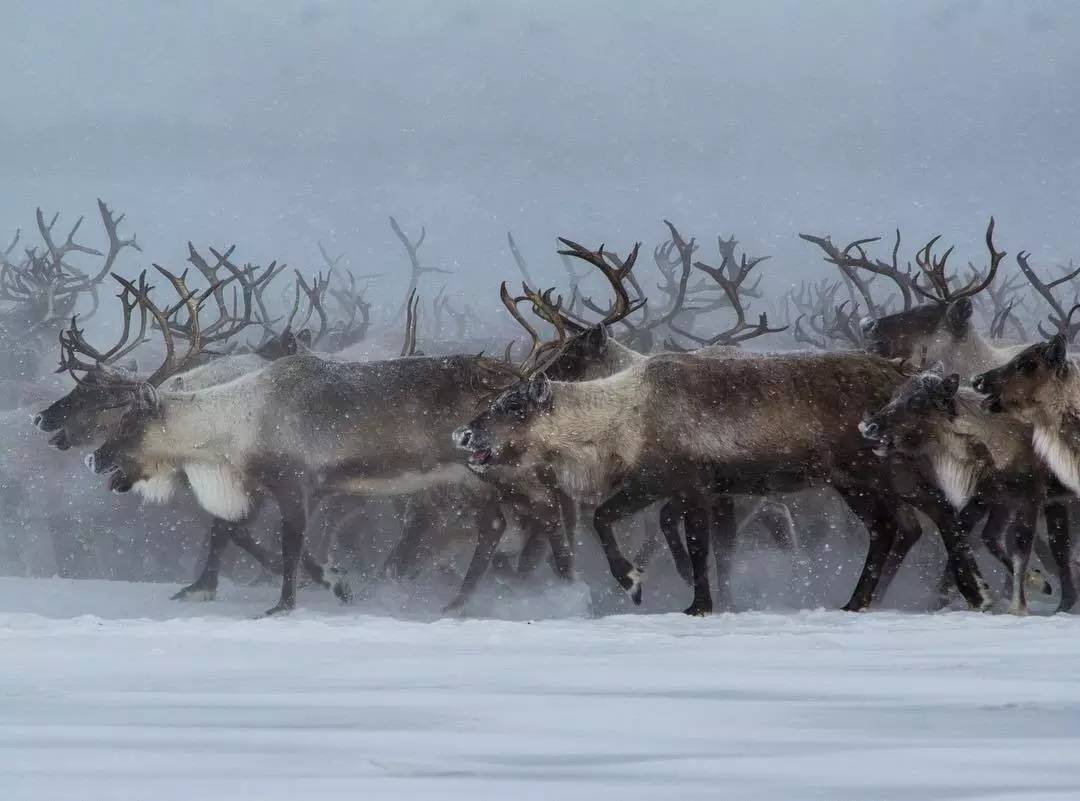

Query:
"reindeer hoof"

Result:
[[841, 599, 869, 613], [260, 602, 295, 618], [1008, 604, 1030, 617], [618, 567, 643, 606], [683, 601, 713, 617], [171, 585, 216, 602], [323, 566, 353, 604], [442, 598, 467, 616], [1024, 567, 1054, 597]]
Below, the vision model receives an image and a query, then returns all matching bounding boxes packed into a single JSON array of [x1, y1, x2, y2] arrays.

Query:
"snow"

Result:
[[2, 577, 1080, 801]]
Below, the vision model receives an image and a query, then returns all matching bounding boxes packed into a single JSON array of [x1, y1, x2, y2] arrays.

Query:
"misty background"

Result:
[[3, 0, 1078, 312]]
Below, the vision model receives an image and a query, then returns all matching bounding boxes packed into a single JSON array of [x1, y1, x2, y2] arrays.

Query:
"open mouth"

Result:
[[871, 439, 893, 458], [48, 430, 70, 451], [467, 448, 493, 470], [980, 393, 1003, 413], [108, 470, 134, 493]]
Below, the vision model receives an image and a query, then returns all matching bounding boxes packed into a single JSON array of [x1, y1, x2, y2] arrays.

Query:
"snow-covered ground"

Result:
[[2, 577, 1080, 801]]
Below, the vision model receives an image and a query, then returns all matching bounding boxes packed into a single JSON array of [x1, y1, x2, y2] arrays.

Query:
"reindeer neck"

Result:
[[942, 330, 1021, 377], [945, 391, 1031, 474], [532, 373, 646, 499], [151, 377, 258, 464], [607, 339, 646, 371]]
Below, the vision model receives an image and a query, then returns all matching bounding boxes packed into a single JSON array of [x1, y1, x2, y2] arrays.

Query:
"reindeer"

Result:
[[859, 364, 1056, 614], [810, 220, 1077, 610], [0, 200, 140, 390], [76, 264, 571, 615], [454, 343, 994, 616], [32, 257, 354, 602], [499, 227, 808, 609], [974, 333, 1080, 499]]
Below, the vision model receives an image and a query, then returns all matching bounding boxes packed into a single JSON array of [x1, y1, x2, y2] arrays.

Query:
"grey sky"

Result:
[[3, 0, 1078, 307]]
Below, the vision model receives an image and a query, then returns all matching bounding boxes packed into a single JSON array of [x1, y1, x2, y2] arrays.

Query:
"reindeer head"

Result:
[[453, 373, 552, 474], [862, 298, 974, 360], [33, 364, 139, 450], [973, 334, 1070, 423], [85, 383, 173, 496], [863, 219, 1004, 361], [859, 363, 960, 457]]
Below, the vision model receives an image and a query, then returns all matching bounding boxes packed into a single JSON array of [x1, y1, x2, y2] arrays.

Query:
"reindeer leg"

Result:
[[300, 551, 353, 604], [683, 500, 713, 616], [171, 516, 236, 601], [645, 499, 692, 584], [382, 498, 431, 580], [443, 497, 507, 615], [838, 489, 901, 612], [302, 494, 353, 604], [263, 486, 306, 617], [593, 484, 660, 605], [227, 522, 282, 574], [965, 502, 1052, 605], [920, 496, 993, 612], [870, 505, 924, 606], [1046, 501, 1076, 612], [1003, 498, 1040, 615], [516, 526, 549, 575], [710, 496, 737, 612]]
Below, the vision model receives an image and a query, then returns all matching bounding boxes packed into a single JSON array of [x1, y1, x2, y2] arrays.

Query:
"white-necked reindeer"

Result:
[[80, 266, 569, 615]]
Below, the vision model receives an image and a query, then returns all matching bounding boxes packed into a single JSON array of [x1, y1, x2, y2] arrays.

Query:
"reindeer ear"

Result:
[[273, 329, 296, 356], [942, 373, 961, 397], [945, 297, 973, 332], [527, 374, 552, 407], [134, 383, 159, 412], [1047, 334, 1069, 372], [296, 329, 313, 348], [586, 325, 609, 348]]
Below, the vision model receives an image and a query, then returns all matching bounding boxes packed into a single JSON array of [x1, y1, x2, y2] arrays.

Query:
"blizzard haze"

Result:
[[3, 0, 1078, 300]]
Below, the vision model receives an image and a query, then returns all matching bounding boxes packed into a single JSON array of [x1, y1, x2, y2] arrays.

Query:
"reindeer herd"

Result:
[[4, 200, 1080, 618]]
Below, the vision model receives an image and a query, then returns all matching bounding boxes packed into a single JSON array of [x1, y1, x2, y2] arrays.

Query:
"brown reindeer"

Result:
[[860, 364, 1056, 614], [454, 346, 993, 615], [827, 221, 1076, 609]]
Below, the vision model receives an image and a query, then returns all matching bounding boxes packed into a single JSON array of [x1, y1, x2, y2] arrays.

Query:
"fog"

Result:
[[3, 0, 1077, 306]]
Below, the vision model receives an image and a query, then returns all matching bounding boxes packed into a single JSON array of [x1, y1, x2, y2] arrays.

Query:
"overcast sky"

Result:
[[3, 0, 1078, 308]]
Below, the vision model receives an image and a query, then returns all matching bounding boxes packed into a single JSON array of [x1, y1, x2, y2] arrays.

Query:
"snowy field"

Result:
[[2, 577, 1080, 801], [6, 578, 1080, 798]]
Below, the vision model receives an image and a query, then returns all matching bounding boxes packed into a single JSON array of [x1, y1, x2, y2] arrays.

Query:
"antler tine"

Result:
[[58, 273, 150, 371], [688, 239, 785, 347], [911, 234, 954, 302], [297, 271, 330, 346], [947, 218, 1005, 301], [1, 229, 19, 264], [800, 228, 915, 310], [1063, 303, 1080, 342], [184, 243, 245, 340], [317, 241, 345, 274], [556, 237, 644, 328], [400, 288, 422, 357], [517, 284, 572, 377], [1016, 247, 1077, 337], [500, 281, 545, 368], [506, 232, 537, 287], [35, 209, 102, 272], [83, 198, 140, 286]]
